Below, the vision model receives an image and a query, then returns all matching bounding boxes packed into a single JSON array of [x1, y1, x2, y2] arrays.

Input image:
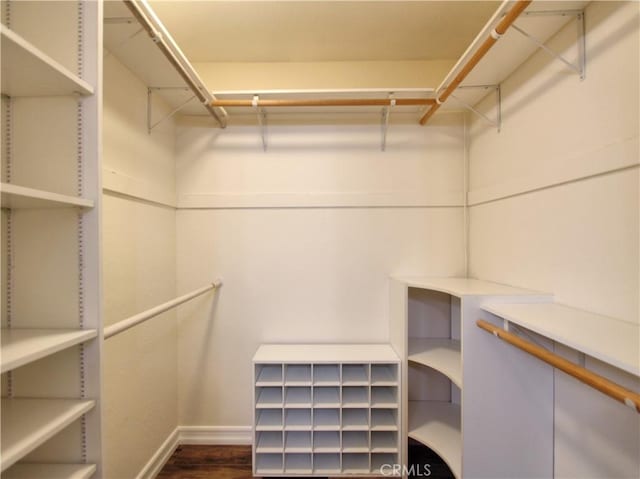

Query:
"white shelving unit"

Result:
[[1, 1, 102, 477], [253, 344, 400, 476], [482, 302, 640, 377], [390, 277, 552, 479]]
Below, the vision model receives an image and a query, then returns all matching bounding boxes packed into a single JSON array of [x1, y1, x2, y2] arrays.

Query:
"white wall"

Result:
[[175, 113, 467, 426], [102, 52, 178, 479], [468, 2, 639, 477]]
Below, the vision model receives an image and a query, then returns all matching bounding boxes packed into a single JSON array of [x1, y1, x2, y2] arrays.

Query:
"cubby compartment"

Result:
[[341, 364, 368, 385], [342, 386, 368, 408], [256, 409, 283, 431], [284, 453, 312, 474], [313, 409, 340, 431], [342, 408, 368, 430], [371, 409, 398, 431], [285, 409, 311, 430], [313, 453, 341, 474], [371, 386, 398, 408], [371, 363, 399, 386], [256, 431, 283, 453], [342, 431, 368, 452], [371, 453, 399, 474], [313, 431, 340, 452], [313, 364, 340, 385], [256, 364, 283, 386], [284, 387, 311, 408], [342, 453, 369, 474], [372, 431, 398, 452], [313, 386, 340, 408], [285, 364, 311, 386], [285, 431, 312, 453], [256, 387, 283, 408], [255, 453, 284, 474]]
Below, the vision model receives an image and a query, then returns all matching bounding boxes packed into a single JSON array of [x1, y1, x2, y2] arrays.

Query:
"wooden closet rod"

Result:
[[420, 0, 532, 125], [211, 98, 436, 108], [123, 0, 227, 128], [476, 319, 640, 413]]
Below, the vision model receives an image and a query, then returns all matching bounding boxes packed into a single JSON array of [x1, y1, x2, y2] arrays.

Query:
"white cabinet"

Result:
[[390, 277, 552, 478], [253, 344, 401, 476], [1, 1, 102, 477]]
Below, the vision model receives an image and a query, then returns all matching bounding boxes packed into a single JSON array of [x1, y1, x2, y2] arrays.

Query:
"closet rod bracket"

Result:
[[381, 94, 395, 152], [253, 95, 268, 151], [147, 87, 194, 134], [512, 9, 585, 80], [452, 84, 501, 132]]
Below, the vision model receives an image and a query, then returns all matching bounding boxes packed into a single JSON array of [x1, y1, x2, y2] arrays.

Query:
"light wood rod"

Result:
[[211, 98, 435, 108], [420, 0, 532, 125], [476, 319, 640, 413]]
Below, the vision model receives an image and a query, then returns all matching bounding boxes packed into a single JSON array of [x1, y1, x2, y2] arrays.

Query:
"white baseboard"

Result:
[[178, 425, 252, 445], [136, 428, 180, 479]]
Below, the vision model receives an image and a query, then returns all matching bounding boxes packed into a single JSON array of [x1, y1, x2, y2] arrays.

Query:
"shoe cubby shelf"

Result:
[[253, 344, 401, 476]]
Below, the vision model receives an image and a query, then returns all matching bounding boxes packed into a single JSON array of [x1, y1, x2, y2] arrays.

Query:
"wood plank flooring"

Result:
[[157, 445, 381, 478]]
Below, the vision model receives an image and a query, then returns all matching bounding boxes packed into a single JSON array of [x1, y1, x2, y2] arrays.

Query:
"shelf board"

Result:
[[254, 344, 399, 364], [409, 338, 462, 388], [0, 25, 93, 97], [1, 398, 96, 472], [483, 302, 640, 377], [1, 183, 94, 209], [393, 276, 547, 298], [408, 400, 461, 479], [3, 463, 96, 479], [1, 328, 97, 374]]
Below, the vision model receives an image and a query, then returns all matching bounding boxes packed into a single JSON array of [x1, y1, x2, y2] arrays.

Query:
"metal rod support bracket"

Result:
[[253, 95, 268, 152], [381, 94, 395, 152], [451, 84, 502, 132], [147, 87, 196, 134], [512, 9, 585, 80]]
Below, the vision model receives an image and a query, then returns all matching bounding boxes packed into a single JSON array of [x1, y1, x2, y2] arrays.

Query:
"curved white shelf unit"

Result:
[[392, 276, 546, 298], [408, 401, 461, 479], [1, 328, 97, 373], [0, 183, 94, 209], [3, 463, 96, 479], [1, 399, 95, 472], [408, 338, 462, 388], [482, 302, 640, 377], [0, 25, 93, 97]]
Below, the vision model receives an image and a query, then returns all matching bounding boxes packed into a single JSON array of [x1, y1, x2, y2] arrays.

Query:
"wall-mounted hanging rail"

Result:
[[104, 280, 222, 340], [420, 0, 531, 125], [211, 97, 434, 108], [122, 0, 228, 128], [476, 319, 640, 413]]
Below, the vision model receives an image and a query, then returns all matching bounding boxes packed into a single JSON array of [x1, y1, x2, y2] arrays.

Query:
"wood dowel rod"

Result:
[[420, 0, 532, 125], [476, 319, 640, 413], [210, 98, 435, 108]]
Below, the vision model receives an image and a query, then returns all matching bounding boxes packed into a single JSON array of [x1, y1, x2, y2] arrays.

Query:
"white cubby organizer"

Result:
[[253, 344, 401, 476], [1, 1, 102, 477], [390, 277, 552, 479]]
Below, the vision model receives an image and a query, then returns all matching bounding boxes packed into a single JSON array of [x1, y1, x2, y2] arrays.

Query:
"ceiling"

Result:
[[147, 1, 501, 63]]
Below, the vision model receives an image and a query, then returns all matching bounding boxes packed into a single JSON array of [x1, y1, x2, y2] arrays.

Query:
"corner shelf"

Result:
[[3, 463, 97, 479], [1, 328, 98, 373], [482, 302, 640, 377], [1, 183, 94, 209], [1, 398, 96, 472], [408, 338, 462, 388], [408, 401, 461, 479], [0, 25, 93, 97]]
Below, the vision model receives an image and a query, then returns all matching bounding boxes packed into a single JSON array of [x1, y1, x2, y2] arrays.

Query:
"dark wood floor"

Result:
[[157, 445, 381, 479]]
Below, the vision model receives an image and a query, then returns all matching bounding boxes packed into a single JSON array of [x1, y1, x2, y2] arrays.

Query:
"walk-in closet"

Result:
[[1, 1, 639, 478]]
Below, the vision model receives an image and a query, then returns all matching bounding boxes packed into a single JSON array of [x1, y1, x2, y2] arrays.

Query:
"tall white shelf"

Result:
[[1, 1, 102, 477], [389, 277, 552, 478], [253, 344, 401, 476]]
